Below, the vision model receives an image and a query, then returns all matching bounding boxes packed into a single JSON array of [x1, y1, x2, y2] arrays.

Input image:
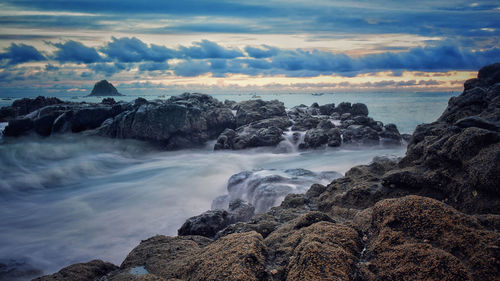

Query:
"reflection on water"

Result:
[[0, 134, 405, 276]]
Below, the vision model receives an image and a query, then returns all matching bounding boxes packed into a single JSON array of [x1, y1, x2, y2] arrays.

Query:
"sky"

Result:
[[0, 0, 499, 96]]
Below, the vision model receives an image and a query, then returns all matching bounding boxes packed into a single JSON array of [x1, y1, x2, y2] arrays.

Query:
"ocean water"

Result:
[[0, 91, 456, 279]]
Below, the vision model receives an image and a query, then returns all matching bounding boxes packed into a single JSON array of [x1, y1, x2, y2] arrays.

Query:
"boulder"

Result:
[[300, 128, 329, 148], [235, 99, 286, 126], [351, 103, 369, 116]]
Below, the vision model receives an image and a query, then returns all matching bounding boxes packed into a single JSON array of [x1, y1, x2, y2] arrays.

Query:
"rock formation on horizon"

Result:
[[88, 80, 123, 97]]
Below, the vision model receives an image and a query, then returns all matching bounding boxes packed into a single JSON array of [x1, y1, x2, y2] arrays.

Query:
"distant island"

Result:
[[88, 80, 123, 96]]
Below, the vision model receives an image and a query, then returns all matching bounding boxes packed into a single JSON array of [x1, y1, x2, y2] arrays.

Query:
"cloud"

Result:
[[88, 62, 127, 76], [173, 60, 210, 76], [101, 37, 177, 62], [44, 64, 59, 71], [244, 45, 279, 58], [179, 40, 243, 59], [138, 62, 170, 72], [52, 40, 102, 64], [0, 43, 46, 65]]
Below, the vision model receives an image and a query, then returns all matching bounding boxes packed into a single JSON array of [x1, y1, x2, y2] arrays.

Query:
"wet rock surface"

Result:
[[2, 92, 402, 151], [32, 63, 500, 281]]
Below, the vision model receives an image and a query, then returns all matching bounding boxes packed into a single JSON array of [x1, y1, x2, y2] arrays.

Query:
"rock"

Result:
[[291, 117, 320, 131], [353, 115, 369, 125], [88, 80, 123, 96], [115, 232, 267, 281], [327, 128, 342, 147], [359, 196, 499, 281], [336, 102, 352, 114], [177, 210, 232, 238], [33, 260, 117, 281], [316, 119, 335, 130], [319, 103, 335, 115], [102, 98, 117, 105], [340, 112, 352, 121], [300, 128, 328, 148], [100, 94, 236, 149], [235, 99, 286, 127], [379, 123, 402, 145], [3, 118, 33, 137], [223, 99, 237, 109], [351, 103, 369, 116], [454, 116, 499, 131], [214, 117, 290, 150], [264, 218, 361, 281], [0, 96, 63, 122], [228, 199, 255, 222]]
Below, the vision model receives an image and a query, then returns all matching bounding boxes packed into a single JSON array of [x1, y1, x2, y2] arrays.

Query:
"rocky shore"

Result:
[[0, 91, 405, 151], [7, 63, 500, 280]]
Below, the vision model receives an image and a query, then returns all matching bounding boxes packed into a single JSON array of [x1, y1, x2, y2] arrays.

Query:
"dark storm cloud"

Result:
[[0, 43, 46, 65], [52, 40, 102, 64], [101, 37, 178, 63], [179, 40, 244, 59]]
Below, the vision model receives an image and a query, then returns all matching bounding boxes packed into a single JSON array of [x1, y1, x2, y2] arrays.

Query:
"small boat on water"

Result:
[[311, 93, 324, 96], [1, 98, 12, 101], [251, 94, 262, 99]]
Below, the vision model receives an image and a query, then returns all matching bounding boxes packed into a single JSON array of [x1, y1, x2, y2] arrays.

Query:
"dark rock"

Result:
[[235, 99, 286, 127], [340, 112, 352, 121], [379, 123, 402, 145], [102, 98, 116, 105], [223, 99, 237, 109], [316, 119, 335, 130], [319, 103, 335, 115], [88, 80, 123, 96], [0, 96, 63, 122], [228, 199, 255, 222], [454, 116, 499, 131], [327, 128, 342, 147], [353, 115, 370, 125], [178, 210, 232, 238], [351, 103, 369, 116], [33, 260, 117, 281], [336, 102, 352, 114], [300, 128, 328, 148], [3, 118, 33, 136], [291, 117, 320, 131]]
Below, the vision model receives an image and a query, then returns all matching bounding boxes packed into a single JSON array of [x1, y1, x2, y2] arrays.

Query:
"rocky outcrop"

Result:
[[0, 96, 63, 122], [177, 200, 255, 238], [2, 92, 402, 151], [357, 196, 499, 281], [88, 80, 123, 96]]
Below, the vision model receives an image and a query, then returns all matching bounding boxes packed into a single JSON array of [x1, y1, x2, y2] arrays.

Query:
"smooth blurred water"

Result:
[[0, 91, 457, 279], [0, 135, 405, 277]]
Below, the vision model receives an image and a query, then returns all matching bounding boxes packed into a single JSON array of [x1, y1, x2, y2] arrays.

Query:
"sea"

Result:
[[0, 91, 457, 279]]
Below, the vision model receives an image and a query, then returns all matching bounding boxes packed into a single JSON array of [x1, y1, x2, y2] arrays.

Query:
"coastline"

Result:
[[1, 63, 499, 281]]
